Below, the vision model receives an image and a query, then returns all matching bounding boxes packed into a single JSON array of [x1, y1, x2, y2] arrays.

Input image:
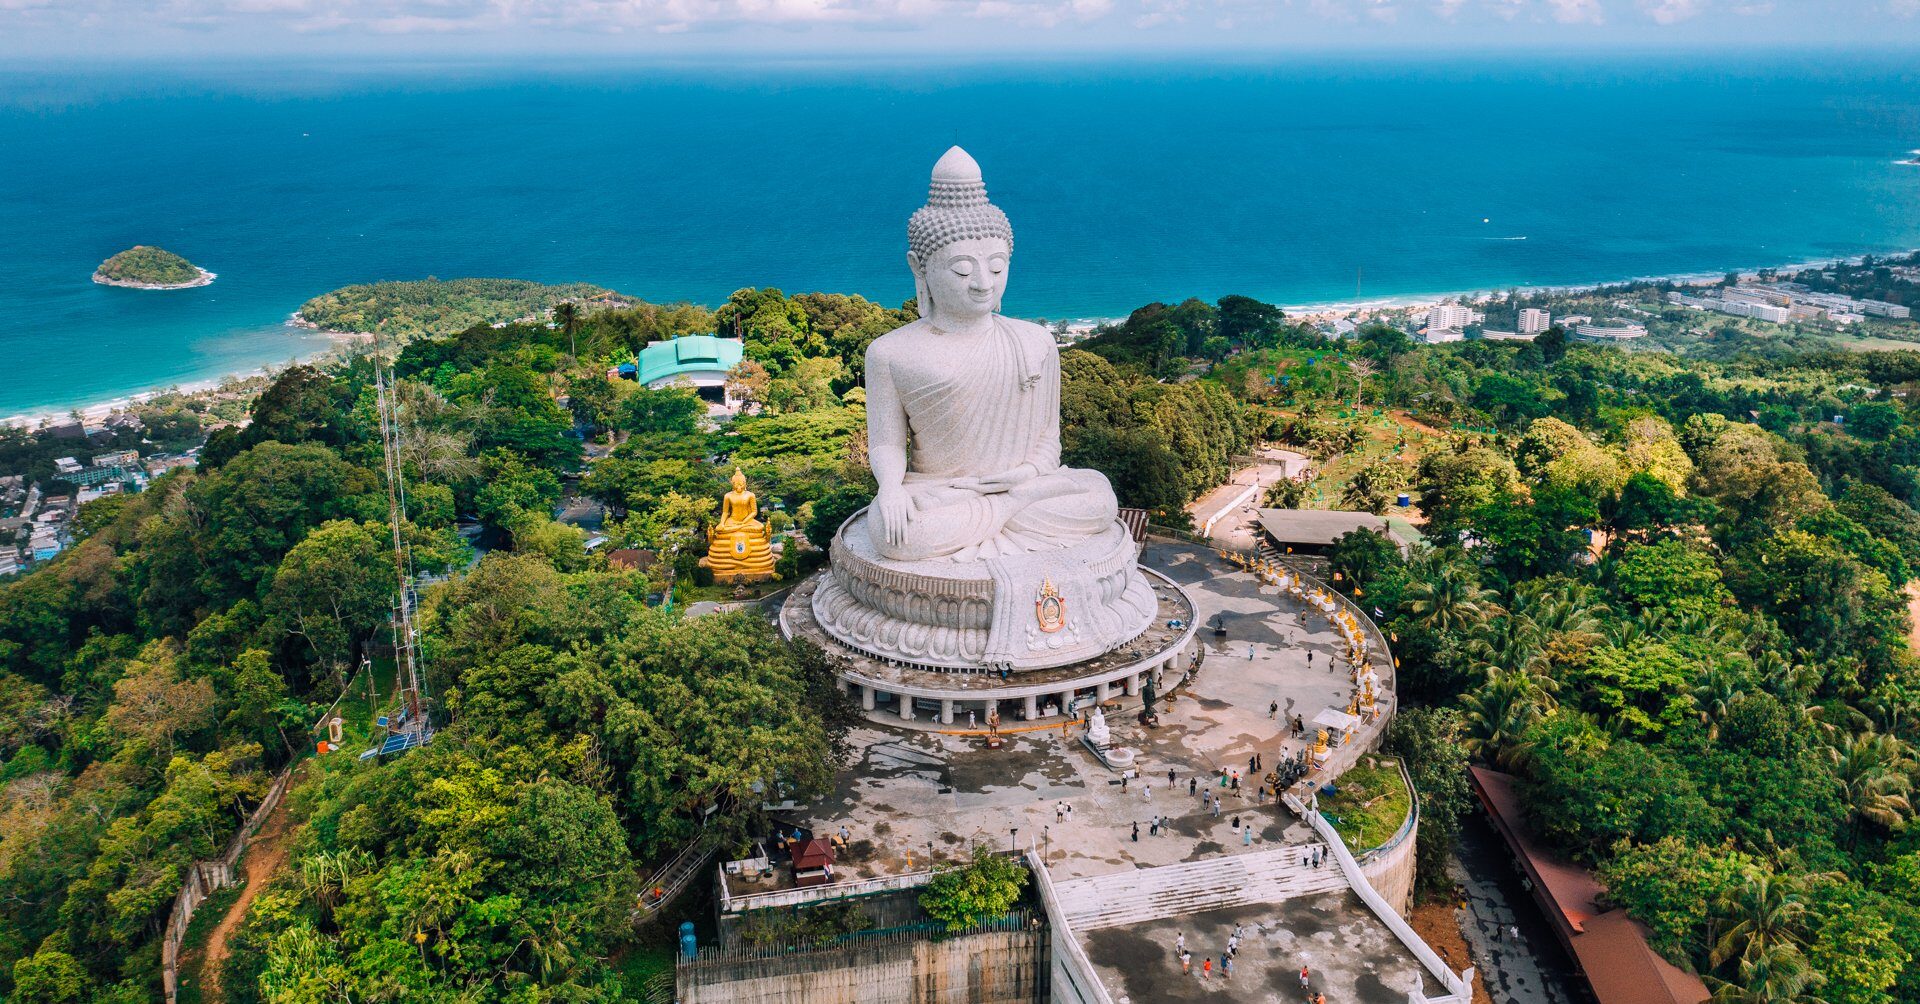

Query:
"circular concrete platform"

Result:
[[781, 565, 1200, 728]]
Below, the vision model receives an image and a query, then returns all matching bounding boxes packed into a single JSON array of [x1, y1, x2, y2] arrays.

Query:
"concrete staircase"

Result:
[[1051, 844, 1348, 931]]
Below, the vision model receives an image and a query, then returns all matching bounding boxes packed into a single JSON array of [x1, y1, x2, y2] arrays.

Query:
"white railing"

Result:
[[719, 866, 935, 915], [1024, 849, 1115, 1004], [1289, 792, 1473, 1004]]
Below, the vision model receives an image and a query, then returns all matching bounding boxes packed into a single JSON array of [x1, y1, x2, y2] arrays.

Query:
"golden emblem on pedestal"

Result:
[[1034, 576, 1067, 633]]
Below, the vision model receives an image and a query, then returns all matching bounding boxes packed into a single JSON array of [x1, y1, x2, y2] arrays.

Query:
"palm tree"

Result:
[[554, 300, 582, 359], [1460, 669, 1553, 766], [1402, 557, 1501, 639], [1828, 731, 1916, 841], [1709, 942, 1828, 1004], [1711, 874, 1810, 972], [1694, 660, 1749, 740]]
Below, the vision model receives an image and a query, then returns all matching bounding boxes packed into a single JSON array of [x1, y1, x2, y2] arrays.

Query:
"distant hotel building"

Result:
[[1481, 330, 1537, 342], [1518, 308, 1551, 334], [1424, 328, 1465, 344], [1426, 304, 1481, 330], [1574, 322, 1648, 341]]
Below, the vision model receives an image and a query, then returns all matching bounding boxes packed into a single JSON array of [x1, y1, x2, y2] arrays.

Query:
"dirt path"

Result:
[[1906, 583, 1920, 656], [198, 769, 304, 1001]]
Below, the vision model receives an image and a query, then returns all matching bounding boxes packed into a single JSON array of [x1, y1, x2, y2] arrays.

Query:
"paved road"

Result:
[[1449, 814, 1580, 1004]]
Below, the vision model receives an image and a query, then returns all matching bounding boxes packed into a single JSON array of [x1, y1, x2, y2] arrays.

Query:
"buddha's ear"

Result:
[[907, 251, 932, 318]]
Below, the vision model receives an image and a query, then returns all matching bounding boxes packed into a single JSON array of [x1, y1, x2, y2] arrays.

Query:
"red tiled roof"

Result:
[[790, 838, 835, 869], [1469, 766, 1709, 1004]]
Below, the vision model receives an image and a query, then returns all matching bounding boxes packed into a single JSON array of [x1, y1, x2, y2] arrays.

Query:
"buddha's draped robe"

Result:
[[875, 316, 1118, 561]]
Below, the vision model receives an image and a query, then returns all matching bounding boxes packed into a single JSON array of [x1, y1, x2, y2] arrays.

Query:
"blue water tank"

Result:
[[679, 921, 697, 959], [1395, 493, 1410, 507]]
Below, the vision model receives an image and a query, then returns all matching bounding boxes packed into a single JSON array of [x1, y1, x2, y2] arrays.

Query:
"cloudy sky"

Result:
[[5, 0, 1918, 58]]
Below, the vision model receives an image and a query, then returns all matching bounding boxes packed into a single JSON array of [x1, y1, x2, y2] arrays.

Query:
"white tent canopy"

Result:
[[1312, 707, 1361, 732]]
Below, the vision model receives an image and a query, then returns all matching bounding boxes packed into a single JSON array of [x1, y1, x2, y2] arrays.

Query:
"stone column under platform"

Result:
[[898, 696, 913, 722], [939, 699, 954, 725], [1023, 694, 1038, 720], [861, 686, 876, 712]]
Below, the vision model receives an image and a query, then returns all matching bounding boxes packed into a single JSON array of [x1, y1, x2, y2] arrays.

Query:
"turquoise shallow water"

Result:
[[3, 53, 1919, 417]]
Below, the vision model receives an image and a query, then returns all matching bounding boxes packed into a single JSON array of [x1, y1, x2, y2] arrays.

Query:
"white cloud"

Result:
[[1638, 0, 1701, 23], [1546, 0, 1605, 23], [1890, 0, 1919, 15]]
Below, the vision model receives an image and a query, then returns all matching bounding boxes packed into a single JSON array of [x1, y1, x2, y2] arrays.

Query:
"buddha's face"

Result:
[[915, 236, 1010, 322]]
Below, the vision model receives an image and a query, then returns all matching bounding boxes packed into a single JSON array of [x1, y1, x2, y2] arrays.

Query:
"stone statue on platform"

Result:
[[1086, 705, 1111, 747], [704, 468, 776, 583], [807, 148, 1156, 671], [866, 146, 1120, 563]]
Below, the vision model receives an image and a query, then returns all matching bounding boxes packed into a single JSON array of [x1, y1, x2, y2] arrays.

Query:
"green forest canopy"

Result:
[[296, 278, 626, 340], [8, 279, 1920, 1004], [93, 246, 202, 286]]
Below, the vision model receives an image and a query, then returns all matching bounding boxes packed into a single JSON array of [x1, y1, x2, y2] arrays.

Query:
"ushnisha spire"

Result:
[[908, 146, 1014, 262]]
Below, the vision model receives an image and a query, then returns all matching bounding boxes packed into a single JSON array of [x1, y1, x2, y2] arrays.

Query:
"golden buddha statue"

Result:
[[1310, 728, 1330, 764], [704, 468, 777, 583]]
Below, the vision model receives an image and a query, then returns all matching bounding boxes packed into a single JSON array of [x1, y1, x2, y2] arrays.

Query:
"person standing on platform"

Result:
[[1269, 700, 1278, 719]]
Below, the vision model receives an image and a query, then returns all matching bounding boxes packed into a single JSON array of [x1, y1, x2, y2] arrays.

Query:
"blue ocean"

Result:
[[3, 53, 1919, 418]]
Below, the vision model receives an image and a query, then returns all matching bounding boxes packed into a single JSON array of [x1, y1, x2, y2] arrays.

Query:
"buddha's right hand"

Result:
[[874, 488, 912, 547]]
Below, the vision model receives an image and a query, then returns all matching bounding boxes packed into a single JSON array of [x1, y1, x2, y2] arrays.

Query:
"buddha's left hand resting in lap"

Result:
[[864, 147, 1119, 563]]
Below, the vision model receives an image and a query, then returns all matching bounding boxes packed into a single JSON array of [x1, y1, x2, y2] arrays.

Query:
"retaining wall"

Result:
[[679, 924, 1045, 1004], [160, 764, 296, 1004], [1024, 849, 1111, 1004]]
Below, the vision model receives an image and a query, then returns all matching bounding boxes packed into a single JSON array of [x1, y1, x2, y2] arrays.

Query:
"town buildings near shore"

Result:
[[1668, 282, 1909, 326], [1518, 307, 1551, 334]]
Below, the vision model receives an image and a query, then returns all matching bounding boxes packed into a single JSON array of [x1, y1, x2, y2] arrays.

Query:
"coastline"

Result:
[[0, 327, 357, 429], [12, 247, 1919, 429], [92, 266, 217, 291]]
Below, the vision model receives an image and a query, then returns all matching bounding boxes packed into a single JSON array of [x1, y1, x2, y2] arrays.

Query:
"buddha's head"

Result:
[[731, 467, 748, 492], [906, 146, 1013, 324]]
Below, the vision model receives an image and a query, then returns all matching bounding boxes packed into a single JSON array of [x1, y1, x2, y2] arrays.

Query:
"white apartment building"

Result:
[[1424, 328, 1465, 344], [1426, 304, 1480, 330], [1518, 308, 1551, 334]]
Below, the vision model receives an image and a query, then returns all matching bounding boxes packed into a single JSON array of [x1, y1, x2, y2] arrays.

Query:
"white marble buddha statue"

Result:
[[805, 147, 1155, 672], [866, 146, 1120, 563]]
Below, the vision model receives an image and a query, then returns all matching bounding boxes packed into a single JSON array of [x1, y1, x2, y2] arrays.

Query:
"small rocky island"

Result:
[[93, 246, 214, 289]]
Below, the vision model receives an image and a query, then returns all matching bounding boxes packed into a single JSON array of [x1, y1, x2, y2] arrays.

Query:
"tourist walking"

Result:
[[1168, 768, 1176, 787], [1203, 956, 1213, 979], [1150, 815, 1160, 836], [1177, 931, 1186, 954], [1056, 802, 1064, 823], [1180, 951, 1192, 975], [1223, 956, 1233, 979], [1143, 784, 1152, 802], [1189, 777, 1197, 795], [1131, 821, 1139, 842], [1299, 964, 1311, 991], [1269, 700, 1278, 719]]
